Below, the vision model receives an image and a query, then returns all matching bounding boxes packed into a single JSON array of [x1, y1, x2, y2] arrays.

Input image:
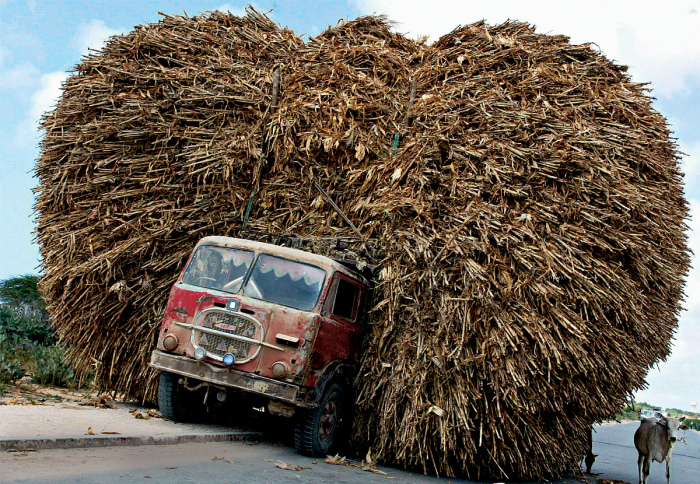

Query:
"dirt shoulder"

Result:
[[0, 381, 262, 450]]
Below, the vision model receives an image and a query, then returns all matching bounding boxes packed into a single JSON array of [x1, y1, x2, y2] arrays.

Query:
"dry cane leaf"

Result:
[[275, 461, 311, 471]]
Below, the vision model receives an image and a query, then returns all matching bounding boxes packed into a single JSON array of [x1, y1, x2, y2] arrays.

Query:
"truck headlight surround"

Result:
[[194, 347, 206, 361], [271, 361, 288, 378], [163, 334, 179, 352]]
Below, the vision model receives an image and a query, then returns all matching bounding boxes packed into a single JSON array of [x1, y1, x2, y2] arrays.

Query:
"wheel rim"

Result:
[[318, 395, 338, 442]]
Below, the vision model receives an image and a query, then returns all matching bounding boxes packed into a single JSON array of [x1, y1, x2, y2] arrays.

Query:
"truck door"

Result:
[[307, 273, 364, 384]]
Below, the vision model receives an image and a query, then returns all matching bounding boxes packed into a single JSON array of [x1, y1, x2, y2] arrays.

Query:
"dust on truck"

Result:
[[149, 235, 373, 455]]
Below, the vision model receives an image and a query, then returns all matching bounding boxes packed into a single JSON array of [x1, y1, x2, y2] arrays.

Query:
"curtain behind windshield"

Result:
[[243, 254, 325, 311], [182, 246, 254, 293]]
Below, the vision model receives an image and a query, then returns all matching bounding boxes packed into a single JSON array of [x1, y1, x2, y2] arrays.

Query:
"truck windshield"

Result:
[[242, 254, 326, 311], [181, 245, 255, 293]]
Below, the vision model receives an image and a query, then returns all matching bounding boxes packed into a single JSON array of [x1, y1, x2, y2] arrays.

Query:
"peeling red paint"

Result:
[[153, 236, 372, 408]]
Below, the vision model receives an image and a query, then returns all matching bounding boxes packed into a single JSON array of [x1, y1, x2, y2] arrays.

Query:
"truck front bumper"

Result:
[[150, 350, 303, 406]]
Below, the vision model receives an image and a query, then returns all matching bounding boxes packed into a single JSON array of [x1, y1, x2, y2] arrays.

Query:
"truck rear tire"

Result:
[[157, 371, 202, 422], [294, 382, 343, 456]]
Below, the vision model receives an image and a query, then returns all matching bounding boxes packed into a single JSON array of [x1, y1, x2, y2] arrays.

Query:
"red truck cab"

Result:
[[150, 236, 373, 455]]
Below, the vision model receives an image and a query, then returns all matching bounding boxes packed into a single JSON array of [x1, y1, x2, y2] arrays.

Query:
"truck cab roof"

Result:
[[196, 236, 371, 287]]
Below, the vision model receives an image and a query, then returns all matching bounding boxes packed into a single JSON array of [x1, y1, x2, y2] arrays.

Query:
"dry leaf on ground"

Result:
[[275, 461, 312, 471]]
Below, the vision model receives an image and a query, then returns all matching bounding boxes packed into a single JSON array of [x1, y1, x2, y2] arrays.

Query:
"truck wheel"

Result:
[[157, 371, 201, 422], [294, 383, 343, 456]]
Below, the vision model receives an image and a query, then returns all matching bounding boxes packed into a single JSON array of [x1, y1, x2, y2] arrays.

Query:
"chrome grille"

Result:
[[193, 310, 261, 362]]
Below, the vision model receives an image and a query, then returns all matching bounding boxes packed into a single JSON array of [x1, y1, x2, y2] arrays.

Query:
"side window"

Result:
[[332, 278, 360, 321]]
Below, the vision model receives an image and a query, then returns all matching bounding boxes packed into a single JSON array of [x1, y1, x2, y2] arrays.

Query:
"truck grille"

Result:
[[193, 310, 261, 362]]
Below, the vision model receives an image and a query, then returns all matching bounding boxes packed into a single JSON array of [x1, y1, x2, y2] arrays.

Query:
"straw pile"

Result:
[[34, 9, 690, 480]]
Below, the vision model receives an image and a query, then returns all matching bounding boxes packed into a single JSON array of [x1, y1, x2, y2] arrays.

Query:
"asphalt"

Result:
[[0, 401, 264, 451], [4, 398, 699, 484]]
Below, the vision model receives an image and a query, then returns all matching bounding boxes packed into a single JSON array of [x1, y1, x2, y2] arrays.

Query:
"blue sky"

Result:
[[1, 0, 698, 411]]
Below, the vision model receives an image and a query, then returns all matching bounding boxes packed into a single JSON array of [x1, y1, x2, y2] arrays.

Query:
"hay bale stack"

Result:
[[35, 9, 302, 397], [348, 22, 690, 479], [34, 9, 690, 480]]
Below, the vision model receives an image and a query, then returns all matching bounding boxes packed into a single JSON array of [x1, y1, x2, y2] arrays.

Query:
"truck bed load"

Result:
[[34, 8, 690, 480]]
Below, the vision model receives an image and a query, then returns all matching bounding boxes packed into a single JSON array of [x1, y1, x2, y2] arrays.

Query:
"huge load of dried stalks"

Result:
[[34, 9, 689, 480]]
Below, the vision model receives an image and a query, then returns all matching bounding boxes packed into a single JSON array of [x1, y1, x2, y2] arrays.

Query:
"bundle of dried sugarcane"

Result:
[[34, 8, 690, 480]]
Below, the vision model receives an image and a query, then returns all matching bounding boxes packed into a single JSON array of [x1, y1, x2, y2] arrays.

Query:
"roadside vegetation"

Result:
[[0, 275, 80, 394], [616, 401, 661, 420], [616, 401, 700, 430]]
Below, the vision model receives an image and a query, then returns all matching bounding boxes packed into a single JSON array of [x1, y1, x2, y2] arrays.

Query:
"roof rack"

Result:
[[238, 229, 379, 283]]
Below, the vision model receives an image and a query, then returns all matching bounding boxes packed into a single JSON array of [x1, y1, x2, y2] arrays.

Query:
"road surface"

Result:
[[2, 420, 698, 483]]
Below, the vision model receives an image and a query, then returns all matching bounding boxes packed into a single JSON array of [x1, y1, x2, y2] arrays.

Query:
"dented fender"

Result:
[[307, 360, 358, 405]]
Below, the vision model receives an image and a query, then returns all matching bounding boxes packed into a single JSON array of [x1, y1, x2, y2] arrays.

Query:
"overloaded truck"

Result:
[[149, 235, 375, 455]]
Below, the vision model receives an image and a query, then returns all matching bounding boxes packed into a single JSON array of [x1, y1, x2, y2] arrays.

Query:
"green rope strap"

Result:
[[392, 132, 400, 155], [242, 191, 256, 230]]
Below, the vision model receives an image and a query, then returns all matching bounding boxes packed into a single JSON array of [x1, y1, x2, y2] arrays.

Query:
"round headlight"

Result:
[[194, 347, 206, 361], [163, 334, 179, 352], [271, 361, 288, 378], [222, 353, 235, 367]]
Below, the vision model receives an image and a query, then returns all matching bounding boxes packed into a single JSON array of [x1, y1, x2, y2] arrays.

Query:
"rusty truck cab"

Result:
[[150, 236, 372, 455]]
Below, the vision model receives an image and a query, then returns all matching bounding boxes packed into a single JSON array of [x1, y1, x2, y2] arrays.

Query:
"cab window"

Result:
[[332, 277, 361, 321], [242, 254, 326, 311]]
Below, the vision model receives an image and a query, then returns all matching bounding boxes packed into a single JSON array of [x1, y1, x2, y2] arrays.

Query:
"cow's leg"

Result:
[[585, 427, 596, 473], [637, 453, 644, 484], [642, 455, 651, 484], [637, 452, 644, 484], [665, 453, 672, 484]]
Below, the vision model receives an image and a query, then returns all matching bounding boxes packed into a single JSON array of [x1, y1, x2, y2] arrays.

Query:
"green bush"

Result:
[[0, 329, 25, 384], [31, 345, 77, 387], [0, 275, 78, 388], [0, 351, 26, 384], [0, 306, 54, 347], [0, 275, 45, 311], [683, 417, 700, 431], [0, 276, 84, 388]]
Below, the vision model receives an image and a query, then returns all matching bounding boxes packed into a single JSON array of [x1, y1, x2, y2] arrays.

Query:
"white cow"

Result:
[[633, 415, 688, 484]]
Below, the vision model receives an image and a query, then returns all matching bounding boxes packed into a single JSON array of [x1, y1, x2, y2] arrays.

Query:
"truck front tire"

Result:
[[157, 371, 202, 422], [294, 382, 343, 456]]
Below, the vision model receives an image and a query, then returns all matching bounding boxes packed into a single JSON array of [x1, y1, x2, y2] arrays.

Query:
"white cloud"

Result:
[[0, 61, 40, 91], [683, 198, 700, 311], [217, 4, 246, 16], [74, 19, 122, 56], [29, 71, 68, 124], [355, 0, 700, 99], [8, 70, 67, 151], [635, 315, 700, 410], [681, 142, 700, 200], [634, 197, 700, 410]]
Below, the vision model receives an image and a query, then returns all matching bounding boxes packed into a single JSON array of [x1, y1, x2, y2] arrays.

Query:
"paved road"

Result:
[[592, 421, 700, 484], [2, 420, 698, 483], [2, 440, 530, 484]]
